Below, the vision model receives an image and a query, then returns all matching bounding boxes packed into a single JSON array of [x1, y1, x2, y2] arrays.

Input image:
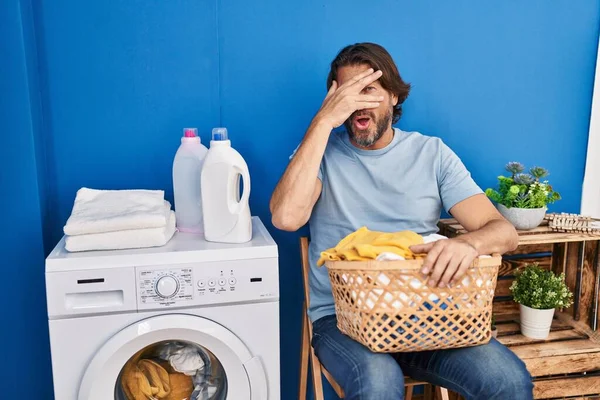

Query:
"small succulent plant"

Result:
[[514, 173, 534, 186], [529, 166, 549, 180], [505, 161, 525, 176], [485, 162, 560, 209]]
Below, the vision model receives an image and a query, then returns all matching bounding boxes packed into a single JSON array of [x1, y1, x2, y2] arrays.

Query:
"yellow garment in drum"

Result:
[[317, 226, 424, 266], [121, 359, 171, 400], [165, 373, 194, 400]]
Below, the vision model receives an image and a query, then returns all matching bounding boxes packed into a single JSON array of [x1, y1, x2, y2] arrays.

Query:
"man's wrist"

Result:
[[455, 236, 480, 255], [312, 113, 334, 132]]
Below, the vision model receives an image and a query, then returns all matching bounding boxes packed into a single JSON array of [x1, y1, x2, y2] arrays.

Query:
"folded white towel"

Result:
[[65, 210, 176, 252], [63, 188, 167, 236]]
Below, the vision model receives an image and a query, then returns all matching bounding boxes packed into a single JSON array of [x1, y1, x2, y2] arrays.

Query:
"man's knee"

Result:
[[343, 355, 405, 400], [477, 357, 533, 399]]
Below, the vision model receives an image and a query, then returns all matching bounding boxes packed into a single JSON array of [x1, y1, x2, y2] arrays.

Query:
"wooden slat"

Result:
[[555, 311, 600, 343], [506, 243, 553, 256], [565, 242, 582, 317], [496, 322, 521, 335], [574, 242, 586, 320], [533, 375, 600, 399], [498, 255, 552, 276], [579, 241, 598, 325], [510, 339, 600, 359], [493, 300, 519, 315], [593, 242, 600, 330], [494, 313, 519, 323], [438, 219, 600, 244], [551, 242, 568, 276], [496, 318, 572, 336], [525, 352, 600, 377], [498, 328, 586, 346], [522, 233, 600, 245], [495, 278, 514, 297]]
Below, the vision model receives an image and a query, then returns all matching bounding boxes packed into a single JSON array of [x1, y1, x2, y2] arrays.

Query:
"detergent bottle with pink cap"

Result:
[[172, 127, 209, 233]]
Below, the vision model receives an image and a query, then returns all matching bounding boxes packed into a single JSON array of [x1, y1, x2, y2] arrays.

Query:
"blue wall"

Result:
[[0, 0, 53, 397], [1, 1, 599, 399]]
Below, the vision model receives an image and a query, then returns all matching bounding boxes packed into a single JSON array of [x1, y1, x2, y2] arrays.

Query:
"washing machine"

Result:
[[46, 216, 280, 400]]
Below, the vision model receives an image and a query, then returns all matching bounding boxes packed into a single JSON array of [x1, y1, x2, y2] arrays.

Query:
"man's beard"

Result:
[[344, 107, 393, 148]]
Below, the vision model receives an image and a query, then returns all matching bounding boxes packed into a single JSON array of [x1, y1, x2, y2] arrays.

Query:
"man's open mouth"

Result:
[[353, 116, 371, 130]]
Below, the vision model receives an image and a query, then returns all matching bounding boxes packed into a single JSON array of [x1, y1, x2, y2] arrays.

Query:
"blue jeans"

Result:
[[312, 315, 533, 400]]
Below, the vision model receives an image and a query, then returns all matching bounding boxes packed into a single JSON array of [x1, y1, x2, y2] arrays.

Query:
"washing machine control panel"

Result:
[[136, 257, 278, 310], [139, 268, 194, 306]]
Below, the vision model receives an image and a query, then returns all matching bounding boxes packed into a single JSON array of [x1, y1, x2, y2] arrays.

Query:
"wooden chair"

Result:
[[298, 237, 450, 400]]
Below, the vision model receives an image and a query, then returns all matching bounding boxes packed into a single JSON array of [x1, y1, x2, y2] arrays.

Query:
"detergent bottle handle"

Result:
[[227, 158, 251, 215]]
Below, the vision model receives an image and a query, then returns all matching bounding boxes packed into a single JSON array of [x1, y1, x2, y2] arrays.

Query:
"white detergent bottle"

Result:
[[172, 127, 208, 233], [201, 127, 252, 243]]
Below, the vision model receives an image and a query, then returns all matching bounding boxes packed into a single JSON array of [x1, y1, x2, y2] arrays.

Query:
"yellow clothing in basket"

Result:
[[317, 227, 424, 266]]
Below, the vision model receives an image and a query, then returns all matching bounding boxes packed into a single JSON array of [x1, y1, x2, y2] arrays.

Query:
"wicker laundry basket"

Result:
[[325, 255, 502, 353]]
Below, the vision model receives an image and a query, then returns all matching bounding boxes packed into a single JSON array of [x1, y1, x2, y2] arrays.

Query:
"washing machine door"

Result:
[[78, 314, 268, 400]]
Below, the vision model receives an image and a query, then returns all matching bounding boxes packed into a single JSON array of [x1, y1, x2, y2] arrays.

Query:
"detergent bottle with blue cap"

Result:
[[201, 127, 252, 243]]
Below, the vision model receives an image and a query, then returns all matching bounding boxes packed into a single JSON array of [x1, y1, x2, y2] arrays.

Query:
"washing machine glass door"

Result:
[[79, 314, 268, 400]]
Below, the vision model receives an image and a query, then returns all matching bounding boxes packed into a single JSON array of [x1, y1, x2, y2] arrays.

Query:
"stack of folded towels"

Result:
[[63, 188, 177, 252]]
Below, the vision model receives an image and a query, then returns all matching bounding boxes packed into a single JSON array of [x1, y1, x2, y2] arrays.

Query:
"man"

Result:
[[270, 43, 533, 399]]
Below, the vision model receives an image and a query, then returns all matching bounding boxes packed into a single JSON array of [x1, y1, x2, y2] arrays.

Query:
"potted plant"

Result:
[[509, 263, 573, 339], [485, 162, 561, 230]]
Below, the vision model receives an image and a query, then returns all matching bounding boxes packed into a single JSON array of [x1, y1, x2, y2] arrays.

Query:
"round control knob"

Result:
[[156, 276, 179, 298]]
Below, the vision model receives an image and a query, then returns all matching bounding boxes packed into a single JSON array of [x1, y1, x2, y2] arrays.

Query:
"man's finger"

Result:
[[439, 255, 463, 288], [341, 68, 375, 88], [417, 242, 442, 275], [427, 246, 451, 287], [354, 94, 385, 103], [351, 70, 383, 91], [410, 242, 434, 255], [451, 255, 475, 284], [326, 81, 338, 98], [428, 250, 452, 287], [355, 101, 382, 110]]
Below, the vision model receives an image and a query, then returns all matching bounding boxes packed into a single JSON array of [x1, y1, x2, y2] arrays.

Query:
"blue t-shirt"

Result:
[[295, 128, 483, 322]]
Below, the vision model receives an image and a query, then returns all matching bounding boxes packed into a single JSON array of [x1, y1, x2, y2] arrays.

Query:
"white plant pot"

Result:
[[519, 304, 555, 339], [497, 204, 547, 230]]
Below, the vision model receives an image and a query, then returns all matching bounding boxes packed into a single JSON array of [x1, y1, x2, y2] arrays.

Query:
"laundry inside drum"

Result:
[[114, 340, 227, 400]]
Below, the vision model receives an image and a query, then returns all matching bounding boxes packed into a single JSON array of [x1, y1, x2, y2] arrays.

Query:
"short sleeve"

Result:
[[438, 141, 483, 213], [289, 143, 323, 181]]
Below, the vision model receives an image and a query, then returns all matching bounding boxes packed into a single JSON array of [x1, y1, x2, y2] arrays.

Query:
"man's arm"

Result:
[[270, 68, 385, 231], [450, 193, 519, 255], [410, 194, 518, 288], [269, 118, 328, 231]]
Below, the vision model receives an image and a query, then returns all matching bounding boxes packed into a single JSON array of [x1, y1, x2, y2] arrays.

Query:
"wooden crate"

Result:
[[438, 218, 600, 400]]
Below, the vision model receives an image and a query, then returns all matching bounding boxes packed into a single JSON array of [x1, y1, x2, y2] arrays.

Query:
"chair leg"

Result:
[[298, 304, 310, 400], [424, 384, 433, 400], [310, 350, 325, 399], [435, 386, 450, 400], [405, 385, 414, 400], [307, 313, 325, 400]]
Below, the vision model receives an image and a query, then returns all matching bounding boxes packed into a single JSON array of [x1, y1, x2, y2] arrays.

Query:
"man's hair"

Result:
[[327, 43, 411, 124]]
